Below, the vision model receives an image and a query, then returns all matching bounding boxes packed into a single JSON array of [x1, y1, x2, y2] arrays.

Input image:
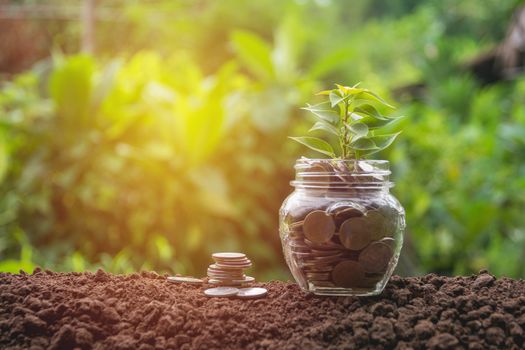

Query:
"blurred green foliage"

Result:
[[1, 0, 525, 278]]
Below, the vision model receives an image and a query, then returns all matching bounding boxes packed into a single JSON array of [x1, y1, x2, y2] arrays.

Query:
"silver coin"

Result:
[[208, 264, 245, 271], [207, 274, 246, 280], [208, 279, 237, 285], [214, 258, 251, 264], [215, 262, 252, 269], [209, 280, 239, 286], [207, 268, 245, 275], [207, 274, 246, 281], [208, 275, 255, 284], [236, 287, 268, 299], [204, 287, 240, 297], [240, 276, 255, 283], [212, 252, 246, 259], [167, 276, 204, 284]]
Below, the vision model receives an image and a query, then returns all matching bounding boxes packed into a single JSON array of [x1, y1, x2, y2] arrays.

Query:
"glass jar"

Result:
[[279, 158, 405, 296]]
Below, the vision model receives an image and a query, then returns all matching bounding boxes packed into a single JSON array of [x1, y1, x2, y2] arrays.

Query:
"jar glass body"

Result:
[[279, 158, 405, 296]]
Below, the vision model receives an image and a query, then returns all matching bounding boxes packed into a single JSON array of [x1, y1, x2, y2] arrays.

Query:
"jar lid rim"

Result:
[[290, 180, 394, 189], [295, 158, 389, 163], [292, 158, 392, 189]]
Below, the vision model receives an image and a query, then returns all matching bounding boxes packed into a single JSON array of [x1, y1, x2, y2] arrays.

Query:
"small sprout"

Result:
[[290, 83, 404, 159]]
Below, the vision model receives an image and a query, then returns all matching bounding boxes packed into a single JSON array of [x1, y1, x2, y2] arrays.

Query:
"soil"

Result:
[[1, 269, 524, 350]]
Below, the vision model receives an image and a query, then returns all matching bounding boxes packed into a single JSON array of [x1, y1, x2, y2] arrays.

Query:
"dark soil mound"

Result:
[[0, 269, 524, 349]]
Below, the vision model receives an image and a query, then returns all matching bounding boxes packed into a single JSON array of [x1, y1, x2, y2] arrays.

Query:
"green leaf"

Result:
[[347, 122, 369, 137], [353, 104, 388, 120], [302, 107, 339, 124], [329, 91, 346, 107], [306, 101, 331, 108], [350, 137, 378, 150], [370, 132, 401, 150], [359, 148, 385, 157], [359, 132, 399, 156], [289, 136, 336, 157], [354, 115, 405, 129], [335, 84, 365, 95], [357, 90, 394, 108], [231, 30, 274, 80], [309, 121, 339, 136], [303, 83, 402, 159]]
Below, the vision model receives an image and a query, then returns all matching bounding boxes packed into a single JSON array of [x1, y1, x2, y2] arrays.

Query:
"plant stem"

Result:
[[342, 97, 349, 159], [339, 122, 346, 159]]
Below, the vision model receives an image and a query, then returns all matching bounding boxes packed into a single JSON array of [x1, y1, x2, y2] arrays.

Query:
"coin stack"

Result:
[[206, 252, 255, 286], [283, 161, 400, 290]]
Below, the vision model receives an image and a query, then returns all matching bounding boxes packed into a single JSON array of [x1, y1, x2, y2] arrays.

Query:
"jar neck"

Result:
[[294, 188, 389, 198], [290, 158, 393, 193]]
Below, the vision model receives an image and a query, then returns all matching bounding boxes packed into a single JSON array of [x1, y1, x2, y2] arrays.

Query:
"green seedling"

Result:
[[290, 83, 403, 159]]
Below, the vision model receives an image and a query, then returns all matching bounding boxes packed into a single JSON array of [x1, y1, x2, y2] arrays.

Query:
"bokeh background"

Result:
[[1, 0, 525, 280]]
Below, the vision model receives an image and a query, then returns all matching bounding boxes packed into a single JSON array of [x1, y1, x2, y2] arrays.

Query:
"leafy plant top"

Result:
[[290, 83, 403, 159]]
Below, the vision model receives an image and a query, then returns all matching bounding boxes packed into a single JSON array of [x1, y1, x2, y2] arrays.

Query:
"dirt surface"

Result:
[[1, 269, 524, 350]]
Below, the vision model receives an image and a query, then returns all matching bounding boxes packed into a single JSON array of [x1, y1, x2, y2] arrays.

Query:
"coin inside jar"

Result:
[[331, 260, 366, 288], [304, 239, 345, 251], [288, 245, 310, 253], [303, 162, 331, 183], [339, 217, 373, 250], [312, 253, 344, 265], [378, 206, 399, 236], [365, 210, 388, 240], [358, 241, 393, 273], [311, 249, 345, 257], [292, 251, 316, 260], [379, 237, 396, 249], [303, 210, 336, 243], [329, 204, 365, 227], [304, 265, 334, 273], [335, 207, 363, 219], [287, 204, 322, 222], [288, 220, 304, 233], [306, 272, 331, 280], [312, 281, 336, 287]]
